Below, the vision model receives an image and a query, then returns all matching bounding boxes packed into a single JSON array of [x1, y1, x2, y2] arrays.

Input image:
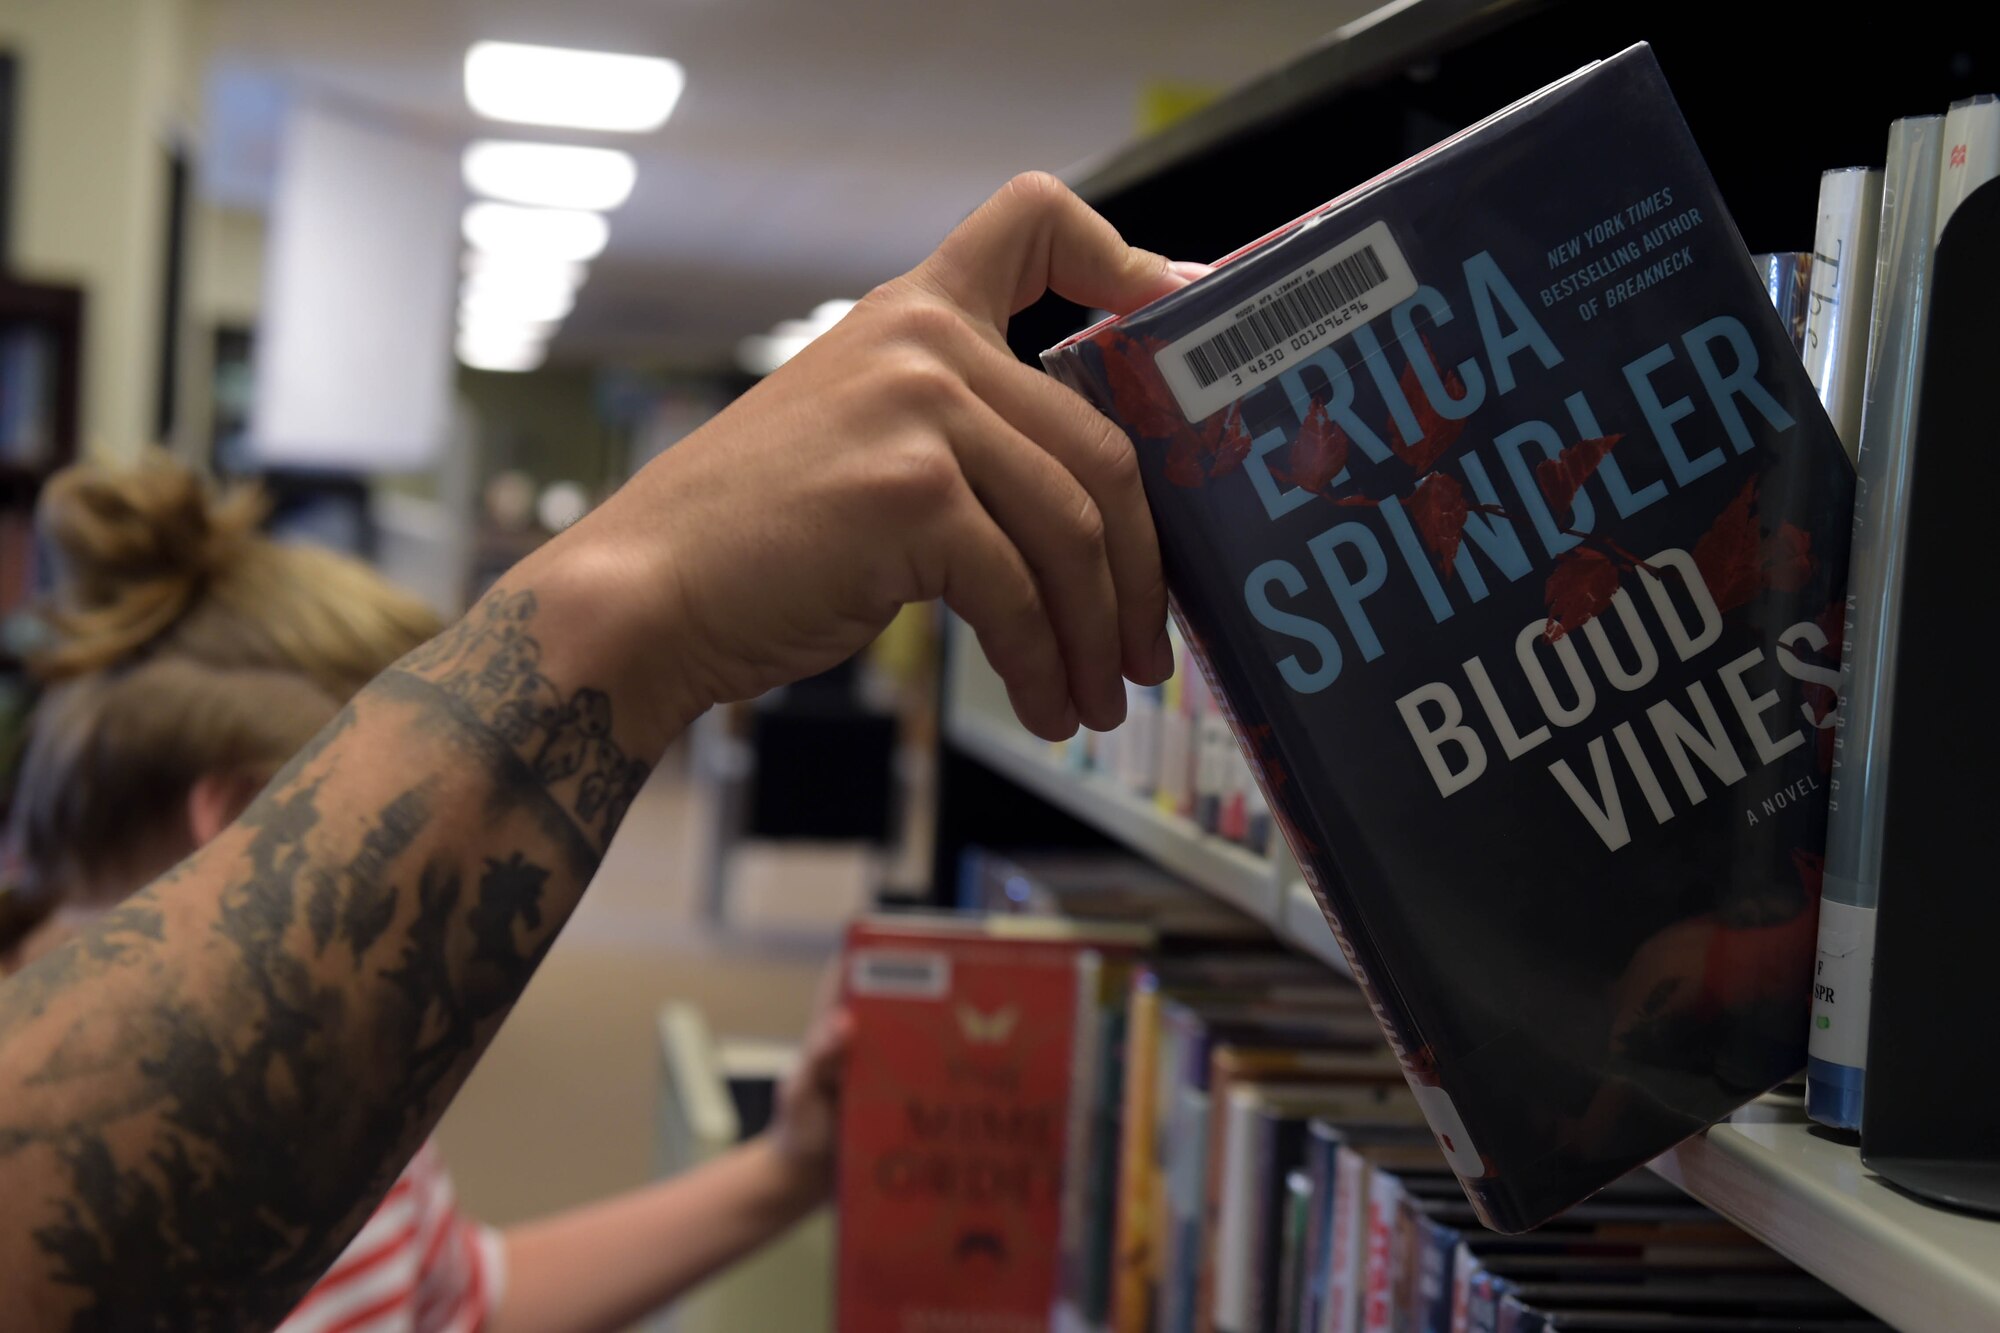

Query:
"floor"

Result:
[[434, 744, 873, 1227]]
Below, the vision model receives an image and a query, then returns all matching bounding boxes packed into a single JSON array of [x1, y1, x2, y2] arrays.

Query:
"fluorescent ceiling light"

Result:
[[737, 298, 862, 376], [460, 265, 581, 323], [465, 41, 685, 132], [462, 252, 586, 288], [464, 140, 637, 211], [461, 282, 574, 325], [463, 201, 608, 262], [457, 324, 549, 373]]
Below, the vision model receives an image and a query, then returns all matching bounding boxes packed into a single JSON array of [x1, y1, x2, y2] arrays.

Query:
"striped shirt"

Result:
[[276, 1140, 506, 1333]]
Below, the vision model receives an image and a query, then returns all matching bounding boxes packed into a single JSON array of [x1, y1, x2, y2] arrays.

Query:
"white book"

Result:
[[1212, 1085, 1268, 1333], [1802, 166, 1884, 459], [1807, 115, 1945, 1132], [1934, 93, 2000, 240]]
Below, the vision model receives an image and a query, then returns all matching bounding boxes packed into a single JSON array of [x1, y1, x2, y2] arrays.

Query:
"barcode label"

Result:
[[1156, 220, 1418, 422], [848, 949, 950, 999]]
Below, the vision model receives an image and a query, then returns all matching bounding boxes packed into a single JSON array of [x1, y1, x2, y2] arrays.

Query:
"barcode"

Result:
[[1181, 245, 1392, 389], [849, 949, 950, 998]]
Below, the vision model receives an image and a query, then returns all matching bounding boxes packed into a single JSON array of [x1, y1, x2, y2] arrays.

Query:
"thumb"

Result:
[[918, 172, 1205, 331]]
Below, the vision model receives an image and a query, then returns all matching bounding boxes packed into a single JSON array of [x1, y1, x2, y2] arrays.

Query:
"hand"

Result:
[[528, 173, 1204, 753], [767, 978, 853, 1203]]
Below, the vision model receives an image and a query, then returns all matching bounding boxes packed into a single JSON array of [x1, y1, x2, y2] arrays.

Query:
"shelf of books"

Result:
[[943, 614, 1286, 930], [1650, 1103, 2000, 1332]]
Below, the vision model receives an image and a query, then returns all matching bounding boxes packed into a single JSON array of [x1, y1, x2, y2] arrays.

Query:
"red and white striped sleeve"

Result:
[[275, 1140, 507, 1333]]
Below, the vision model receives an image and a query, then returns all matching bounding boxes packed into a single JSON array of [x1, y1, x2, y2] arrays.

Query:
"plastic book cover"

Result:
[[835, 915, 1145, 1333], [1042, 45, 1854, 1232]]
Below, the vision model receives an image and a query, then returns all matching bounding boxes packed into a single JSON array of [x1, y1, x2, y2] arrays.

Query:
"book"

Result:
[[1042, 44, 1855, 1231], [1805, 114, 1945, 1130], [835, 914, 1150, 1333], [1114, 969, 1367, 1333], [1801, 167, 1883, 459], [1210, 1085, 1421, 1333], [1303, 1122, 1435, 1333], [1157, 1011, 1394, 1333], [1195, 1047, 1407, 1333], [1278, 1168, 1317, 1333], [1750, 253, 1812, 354], [1934, 93, 2000, 241], [1056, 947, 1144, 1332]]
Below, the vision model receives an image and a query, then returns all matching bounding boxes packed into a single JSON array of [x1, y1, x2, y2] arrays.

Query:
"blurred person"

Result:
[[0, 458, 849, 1333], [0, 173, 1193, 1329]]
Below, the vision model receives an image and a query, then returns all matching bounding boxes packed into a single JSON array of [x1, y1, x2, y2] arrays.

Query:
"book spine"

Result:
[[1359, 1170, 1404, 1333], [1808, 115, 1946, 1130], [1802, 166, 1884, 459], [1322, 1146, 1369, 1333], [1059, 953, 1109, 1322], [1157, 626, 1196, 815], [1299, 1128, 1342, 1333], [1124, 680, 1164, 797], [1162, 1085, 1213, 1333], [1449, 1244, 1477, 1333], [1277, 1169, 1316, 1333], [1934, 94, 2000, 241], [1751, 252, 1813, 355], [1212, 1089, 1266, 1333], [1111, 983, 1162, 1333], [1084, 999, 1132, 1325]]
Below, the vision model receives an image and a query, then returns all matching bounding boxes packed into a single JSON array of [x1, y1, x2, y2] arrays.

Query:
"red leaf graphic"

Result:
[[1762, 523, 1813, 592], [1693, 477, 1818, 612], [1534, 434, 1622, 529], [1207, 405, 1252, 478], [1286, 400, 1349, 496], [1163, 432, 1207, 488], [1406, 472, 1469, 577], [1543, 547, 1621, 641], [1100, 332, 1183, 440], [1387, 340, 1469, 474], [1693, 477, 1764, 613]]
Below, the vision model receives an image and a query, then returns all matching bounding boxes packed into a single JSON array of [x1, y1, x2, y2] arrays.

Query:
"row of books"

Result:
[[1761, 94, 1999, 1131], [834, 871, 1885, 1333], [1046, 623, 1275, 858]]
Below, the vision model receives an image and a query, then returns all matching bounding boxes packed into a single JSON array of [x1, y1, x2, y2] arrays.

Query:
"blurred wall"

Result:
[[1, 0, 199, 461]]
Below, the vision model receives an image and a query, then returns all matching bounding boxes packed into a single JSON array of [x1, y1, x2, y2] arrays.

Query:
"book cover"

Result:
[[1805, 114, 1945, 1130], [1042, 45, 1854, 1232], [1278, 1168, 1317, 1333], [836, 915, 1147, 1333]]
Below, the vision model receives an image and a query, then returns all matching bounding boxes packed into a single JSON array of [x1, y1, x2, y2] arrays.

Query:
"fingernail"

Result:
[[1150, 629, 1176, 682], [1170, 260, 1214, 283]]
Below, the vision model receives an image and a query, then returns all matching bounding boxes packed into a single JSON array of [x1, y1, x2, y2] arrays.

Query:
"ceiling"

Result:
[[199, 0, 1379, 368]]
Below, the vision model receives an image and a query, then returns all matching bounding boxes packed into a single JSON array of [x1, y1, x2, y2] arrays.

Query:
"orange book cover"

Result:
[[835, 915, 1147, 1333]]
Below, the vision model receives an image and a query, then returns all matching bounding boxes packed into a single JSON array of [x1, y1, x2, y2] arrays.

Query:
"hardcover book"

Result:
[[1042, 44, 1854, 1231], [835, 914, 1148, 1333]]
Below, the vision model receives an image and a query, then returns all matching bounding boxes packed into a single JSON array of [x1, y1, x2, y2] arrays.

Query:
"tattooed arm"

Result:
[[0, 173, 1193, 1330]]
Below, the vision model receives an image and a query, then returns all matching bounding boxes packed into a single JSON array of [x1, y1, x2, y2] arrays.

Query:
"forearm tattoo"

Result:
[[0, 588, 644, 1330]]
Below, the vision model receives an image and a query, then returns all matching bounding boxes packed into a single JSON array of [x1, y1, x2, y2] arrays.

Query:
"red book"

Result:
[[836, 914, 1150, 1333]]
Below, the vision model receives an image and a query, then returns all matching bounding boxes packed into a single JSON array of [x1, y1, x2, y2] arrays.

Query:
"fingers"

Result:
[[933, 317, 1173, 686], [918, 172, 1189, 330], [922, 488, 1079, 741], [945, 393, 1129, 730]]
